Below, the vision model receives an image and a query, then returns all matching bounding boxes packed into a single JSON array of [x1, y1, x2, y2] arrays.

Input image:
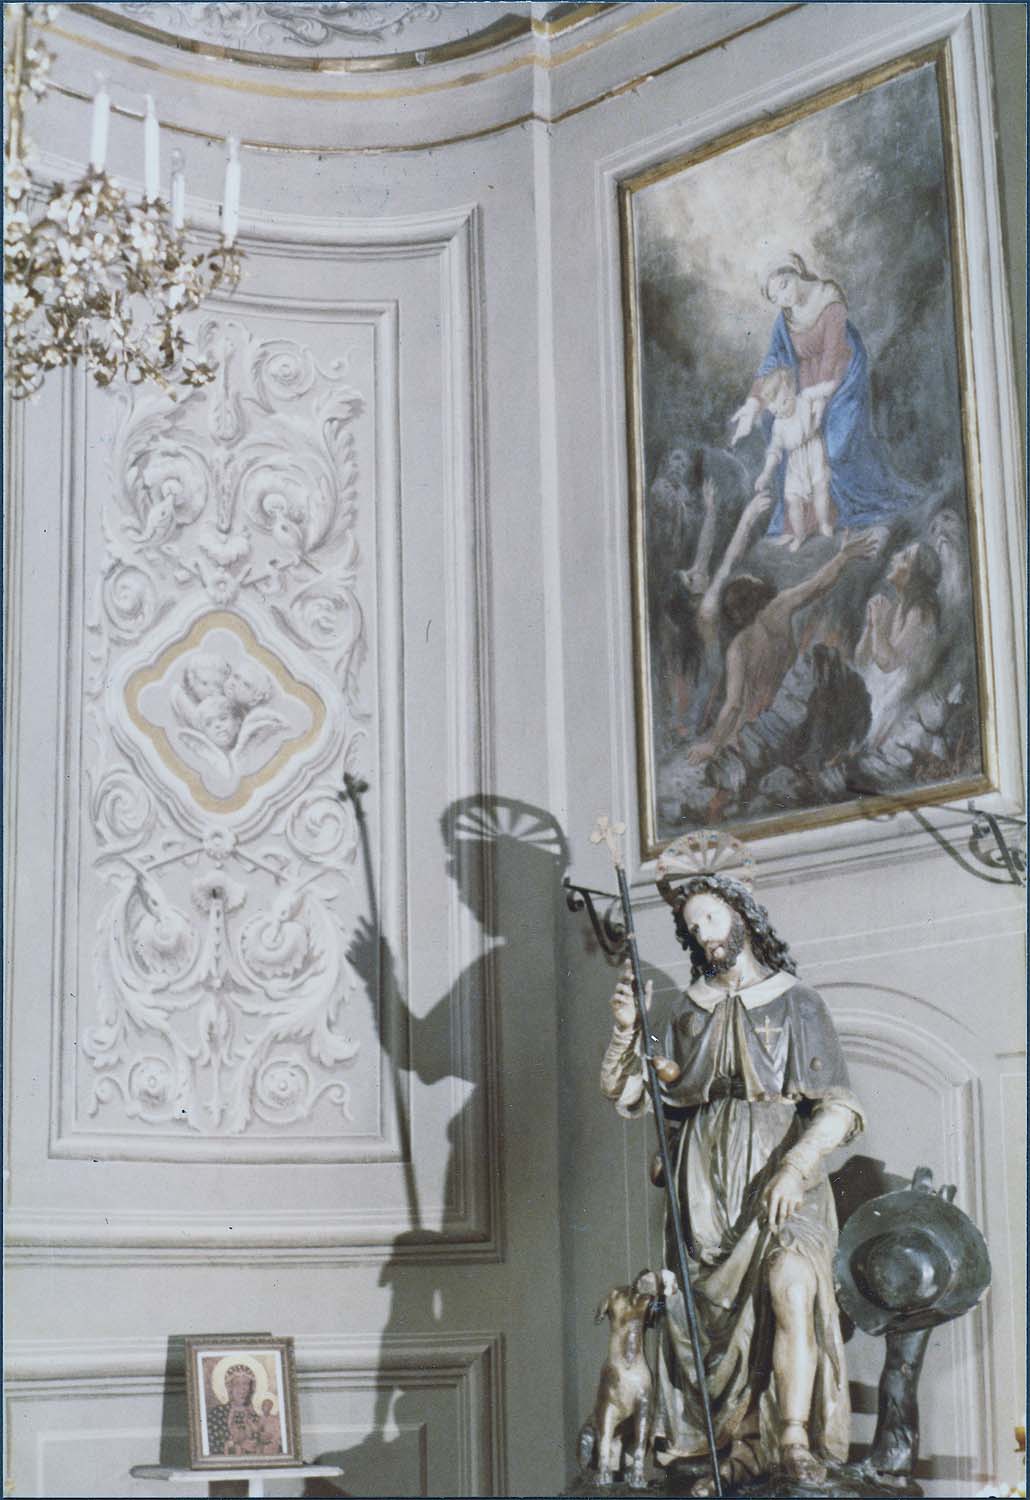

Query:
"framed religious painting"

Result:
[[621, 42, 997, 858], [185, 1333, 301, 1469]]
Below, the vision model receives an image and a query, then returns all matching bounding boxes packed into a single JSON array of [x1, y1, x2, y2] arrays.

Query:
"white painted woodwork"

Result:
[[4, 5, 1024, 1498]]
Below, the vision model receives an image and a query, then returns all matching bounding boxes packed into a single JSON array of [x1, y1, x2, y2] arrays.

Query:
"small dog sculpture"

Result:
[[578, 1268, 676, 1489]]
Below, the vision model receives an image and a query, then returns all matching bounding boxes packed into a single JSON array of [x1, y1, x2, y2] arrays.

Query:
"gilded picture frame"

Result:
[[621, 41, 997, 859], [184, 1333, 301, 1470]]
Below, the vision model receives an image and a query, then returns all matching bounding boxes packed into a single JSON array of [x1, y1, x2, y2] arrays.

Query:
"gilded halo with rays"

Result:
[[655, 828, 755, 902], [209, 1353, 278, 1414]]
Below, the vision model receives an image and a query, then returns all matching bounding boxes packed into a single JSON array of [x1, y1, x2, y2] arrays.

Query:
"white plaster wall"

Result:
[[5, 18, 567, 1494], [3, 5, 1024, 1498]]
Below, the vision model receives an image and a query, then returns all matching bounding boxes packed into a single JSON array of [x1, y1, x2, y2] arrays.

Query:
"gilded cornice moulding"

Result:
[[45, 6, 800, 154], [71, 1, 618, 74]]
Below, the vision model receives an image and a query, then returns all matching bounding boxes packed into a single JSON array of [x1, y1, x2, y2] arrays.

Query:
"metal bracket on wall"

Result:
[[844, 778, 1026, 888], [966, 803, 1027, 885], [566, 804, 1024, 952], [563, 878, 628, 960]]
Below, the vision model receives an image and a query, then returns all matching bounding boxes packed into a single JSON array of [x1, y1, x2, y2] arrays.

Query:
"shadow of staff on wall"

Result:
[[303, 793, 570, 1498]]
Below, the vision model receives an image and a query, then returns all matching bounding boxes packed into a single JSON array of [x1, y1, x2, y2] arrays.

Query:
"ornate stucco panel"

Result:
[[74, 318, 380, 1146]]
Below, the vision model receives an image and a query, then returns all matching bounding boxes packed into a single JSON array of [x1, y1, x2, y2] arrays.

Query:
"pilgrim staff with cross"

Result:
[[599, 831, 866, 1494]]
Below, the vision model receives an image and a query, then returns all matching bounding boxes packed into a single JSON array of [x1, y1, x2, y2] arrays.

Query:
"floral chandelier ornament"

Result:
[[3, 3, 244, 401]]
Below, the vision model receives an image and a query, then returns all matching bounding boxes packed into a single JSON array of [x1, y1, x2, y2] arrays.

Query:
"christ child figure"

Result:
[[753, 369, 837, 551], [256, 1398, 282, 1455]]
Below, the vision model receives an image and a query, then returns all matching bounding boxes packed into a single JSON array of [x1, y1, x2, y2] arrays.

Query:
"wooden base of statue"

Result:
[[564, 1458, 923, 1498]]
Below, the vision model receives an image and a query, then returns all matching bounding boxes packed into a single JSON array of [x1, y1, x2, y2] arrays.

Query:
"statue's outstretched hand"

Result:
[[610, 958, 650, 1034]]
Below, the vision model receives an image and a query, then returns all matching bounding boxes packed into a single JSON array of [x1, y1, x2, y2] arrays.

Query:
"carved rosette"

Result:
[[83, 320, 369, 1139]]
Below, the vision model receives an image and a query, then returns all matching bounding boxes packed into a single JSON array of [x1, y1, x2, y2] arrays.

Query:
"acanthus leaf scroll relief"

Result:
[[81, 320, 371, 1138], [108, 3, 462, 51]]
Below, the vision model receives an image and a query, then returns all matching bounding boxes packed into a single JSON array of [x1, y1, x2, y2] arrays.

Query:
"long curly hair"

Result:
[[899, 542, 942, 631], [669, 874, 798, 983]]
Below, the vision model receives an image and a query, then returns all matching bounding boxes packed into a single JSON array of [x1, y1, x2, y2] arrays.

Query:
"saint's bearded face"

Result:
[[682, 892, 749, 975]]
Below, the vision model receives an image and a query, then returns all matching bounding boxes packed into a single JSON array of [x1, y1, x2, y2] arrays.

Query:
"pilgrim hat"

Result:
[[834, 1167, 990, 1337]]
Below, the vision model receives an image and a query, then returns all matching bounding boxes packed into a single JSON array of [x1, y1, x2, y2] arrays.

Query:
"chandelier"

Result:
[[3, 3, 244, 400]]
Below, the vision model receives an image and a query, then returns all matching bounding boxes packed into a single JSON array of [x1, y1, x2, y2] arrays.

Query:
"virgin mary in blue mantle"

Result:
[[735, 255, 921, 531]]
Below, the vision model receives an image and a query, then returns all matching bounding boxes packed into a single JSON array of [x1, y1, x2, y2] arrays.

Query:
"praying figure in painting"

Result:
[[600, 853, 864, 1493], [854, 540, 942, 754]]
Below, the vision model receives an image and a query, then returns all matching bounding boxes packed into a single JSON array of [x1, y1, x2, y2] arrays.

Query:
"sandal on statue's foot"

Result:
[[688, 1445, 761, 1497], [780, 1442, 828, 1484], [689, 1474, 728, 1498]]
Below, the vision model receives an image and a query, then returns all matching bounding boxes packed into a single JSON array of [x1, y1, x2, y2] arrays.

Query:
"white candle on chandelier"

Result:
[[143, 96, 160, 201], [89, 77, 110, 172], [222, 134, 241, 246], [170, 148, 185, 231]]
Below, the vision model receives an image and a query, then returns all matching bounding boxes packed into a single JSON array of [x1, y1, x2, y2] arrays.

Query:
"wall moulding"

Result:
[[53, 310, 389, 1157], [4, 205, 500, 1256], [5, 1332, 506, 1499], [786, 901, 1025, 972], [609, 808, 1030, 908], [3, 395, 28, 1214], [5, 1329, 503, 1387], [39, 4, 798, 155], [831, 1002, 994, 1485], [1, 1216, 505, 1265]]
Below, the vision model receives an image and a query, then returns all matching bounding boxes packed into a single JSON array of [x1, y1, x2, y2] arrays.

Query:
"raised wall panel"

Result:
[[5, 1335, 504, 1498], [998, 1061, 1028, 1427], [58, 309, 386, 1158], [831, 1005, 992, 1491], [5, 206, 501, 1260]]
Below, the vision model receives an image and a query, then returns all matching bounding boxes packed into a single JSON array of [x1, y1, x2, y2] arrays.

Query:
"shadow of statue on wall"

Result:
[[157, 1336, 188, 1467], [303, 792, 569, 1498]]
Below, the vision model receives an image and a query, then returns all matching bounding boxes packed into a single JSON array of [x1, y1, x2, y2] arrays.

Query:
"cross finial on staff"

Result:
[[590, 815, 627, 870]]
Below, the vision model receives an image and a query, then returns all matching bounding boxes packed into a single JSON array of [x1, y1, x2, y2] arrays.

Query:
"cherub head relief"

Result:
[[134, 625, 319, 805], [176, 651, 273, 752]]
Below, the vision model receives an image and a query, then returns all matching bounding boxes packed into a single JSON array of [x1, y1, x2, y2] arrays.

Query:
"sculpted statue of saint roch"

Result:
[[601, 860, 864, 1495]]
